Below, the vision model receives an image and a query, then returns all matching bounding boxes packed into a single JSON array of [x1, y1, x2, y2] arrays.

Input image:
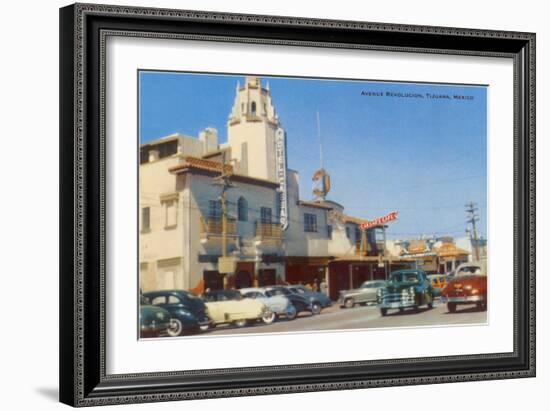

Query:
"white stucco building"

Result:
[[139, 76, 398, 299]]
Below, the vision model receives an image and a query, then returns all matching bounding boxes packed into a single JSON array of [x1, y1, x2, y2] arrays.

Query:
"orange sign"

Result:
[[408, 240, 427, 254], [359, 211, 398, 230]]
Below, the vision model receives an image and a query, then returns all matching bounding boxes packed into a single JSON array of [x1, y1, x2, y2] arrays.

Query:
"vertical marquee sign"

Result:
[[275, 128, 289, 230]]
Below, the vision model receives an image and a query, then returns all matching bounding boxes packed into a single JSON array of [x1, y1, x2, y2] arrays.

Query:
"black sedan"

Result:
[[139, 296, 171, 338], [143, 290, 213, 336], [285, 285, 332, 314]]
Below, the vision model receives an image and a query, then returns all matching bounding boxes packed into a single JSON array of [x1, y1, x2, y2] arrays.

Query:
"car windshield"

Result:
[[457, 266, 484, 276], [203, 290, 242, 301], [361, 282, 381, 288], [221, 290, 242, 300], [140, 295, 150, 305], [390, 272, 420, 284], [267, 288, 289, 296]]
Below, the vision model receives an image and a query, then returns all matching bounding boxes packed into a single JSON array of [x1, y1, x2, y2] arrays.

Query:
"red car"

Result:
[[441, 263, 487, 313]]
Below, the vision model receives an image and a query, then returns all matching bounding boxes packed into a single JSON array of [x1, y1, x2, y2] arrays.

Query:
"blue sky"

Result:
[[139, 71, 487, 239]]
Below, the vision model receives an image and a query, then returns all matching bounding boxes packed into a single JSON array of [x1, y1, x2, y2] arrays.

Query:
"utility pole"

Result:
[[465, 202, 480, 262], [213, 151, 235, 288]]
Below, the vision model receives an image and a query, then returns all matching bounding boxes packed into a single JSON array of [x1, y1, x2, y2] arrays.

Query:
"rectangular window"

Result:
[[327, 225, 333, 239], [237, 197, 248, 222], [208, 200, 222, 218], [260, 207, 272, 224], [367, 228, 376, 243], [141, 207, 151, 231], [355, 226, 362, 242], [304, 213, 318, 232], [345, 226, 351, 239]]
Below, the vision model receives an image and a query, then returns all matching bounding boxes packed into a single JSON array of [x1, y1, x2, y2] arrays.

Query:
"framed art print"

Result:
[[59, 3, 535, 406]]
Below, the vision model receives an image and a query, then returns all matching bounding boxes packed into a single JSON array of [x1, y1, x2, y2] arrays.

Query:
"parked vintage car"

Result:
[[285, 285, 332, 312], [377, 269, 434, 316], [143, 290, 213, 336], [440, 262, 487, 313], [427, 274, 448, 297], [201, 289, 272, 327], [139, 296, 171, 338], [338, 280, 387, 308], [263, 286, 314, 315], [240, 287, 297, 322]]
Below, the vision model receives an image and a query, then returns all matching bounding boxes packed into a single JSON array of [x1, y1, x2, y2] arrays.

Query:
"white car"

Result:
[[202, 289, 271, 327], [240, 287, 297, 322]]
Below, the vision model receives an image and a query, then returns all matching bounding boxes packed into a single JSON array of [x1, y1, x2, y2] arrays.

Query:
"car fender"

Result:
[[170, 308, 200, 325]]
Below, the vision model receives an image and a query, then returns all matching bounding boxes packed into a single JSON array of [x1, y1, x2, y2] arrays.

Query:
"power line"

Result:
[[140, 194, 477, 240], [465, 201, 481, 261]]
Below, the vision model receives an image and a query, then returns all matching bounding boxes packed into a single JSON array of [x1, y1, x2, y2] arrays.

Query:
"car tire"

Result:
[[262, 312, 277, 324], [427, 295, 434, 309], [476, 302, 487, 311], [380, 308, 388, 316], [234, 319, 247, 327], [311, 302, 322, 315], [344, 298, 355, 309], [167, 318, 183, 337], [447, 302, 457, 313], [286, 306, 297, 321]]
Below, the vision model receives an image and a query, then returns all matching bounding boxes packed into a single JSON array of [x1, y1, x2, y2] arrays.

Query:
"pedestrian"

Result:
[[320, 280, 328, 295], [313, 278, 319, 292]]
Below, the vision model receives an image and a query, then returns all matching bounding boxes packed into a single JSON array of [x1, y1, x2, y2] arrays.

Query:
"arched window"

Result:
[[250, 101, 257, 116], [237, 197, 248, 222]]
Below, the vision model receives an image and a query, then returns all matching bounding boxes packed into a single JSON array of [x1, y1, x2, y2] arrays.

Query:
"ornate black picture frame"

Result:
[[59, 3, 535, 407]]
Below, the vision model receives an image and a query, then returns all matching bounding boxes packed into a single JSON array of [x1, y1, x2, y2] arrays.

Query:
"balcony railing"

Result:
[[355, 240, 385, 256], [355, 241, 362, 256], [200, 217, 237, 236], [255, 222, 283, 239]]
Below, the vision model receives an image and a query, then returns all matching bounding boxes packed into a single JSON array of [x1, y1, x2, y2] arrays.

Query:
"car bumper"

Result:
[[197, 317, 213, 327], [337, 296, 353, 306], [378, 301, 416, 309], [140, 324, 170, 337], [271, 306, 295, 315], [441, 295, 485, 304]]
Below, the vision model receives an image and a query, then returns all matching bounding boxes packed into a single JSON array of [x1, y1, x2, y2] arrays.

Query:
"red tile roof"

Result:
[[298, 200, 334, 210], [169, 156, 279, 189]]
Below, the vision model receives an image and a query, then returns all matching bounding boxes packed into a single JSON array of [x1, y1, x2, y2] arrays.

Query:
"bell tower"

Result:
[[227, 76, 281, 181]]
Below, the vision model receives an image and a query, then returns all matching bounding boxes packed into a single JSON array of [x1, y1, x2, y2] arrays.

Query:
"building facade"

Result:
[[139, 76, 401, 300]]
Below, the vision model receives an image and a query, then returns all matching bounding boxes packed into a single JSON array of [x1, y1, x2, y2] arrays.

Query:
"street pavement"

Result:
[[205, 300, 487, 336]]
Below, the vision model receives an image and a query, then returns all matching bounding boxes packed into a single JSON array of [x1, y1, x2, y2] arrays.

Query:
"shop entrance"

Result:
[[203, 270, 223, 291], [234, 262, 255, 289], [258, 269, 276, 286], [235, 271, 252, 289]]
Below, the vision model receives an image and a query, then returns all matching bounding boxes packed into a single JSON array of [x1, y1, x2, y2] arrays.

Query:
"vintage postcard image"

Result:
[[138, 72, 488, 338]]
